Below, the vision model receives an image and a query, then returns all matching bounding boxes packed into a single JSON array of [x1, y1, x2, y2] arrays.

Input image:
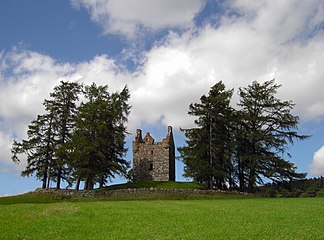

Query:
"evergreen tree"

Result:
[[12, 81, 81, 189], [70, 83, 130, 190], [178, 81, 234, 189], [179, 80, 308, 192], [12, 81, 131, 190], [232, 111, 251, 192], [44, 81, 82, 189], [237, 80, 308, 192], [12, 112, 56, 189]]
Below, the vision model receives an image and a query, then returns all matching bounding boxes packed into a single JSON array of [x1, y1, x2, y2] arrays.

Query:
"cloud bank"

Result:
[[1, 0, 324, 174], [71, 0, 206, 38], [310, 146, 324, 176]]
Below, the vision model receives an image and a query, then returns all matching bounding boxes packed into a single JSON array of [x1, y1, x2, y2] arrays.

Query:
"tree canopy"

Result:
[[12, 79, 308, 193], [69, 83, 130, 190], [179, 80, 308, 192], [178, 81, 235, 190], [12, 81, 130, 190]]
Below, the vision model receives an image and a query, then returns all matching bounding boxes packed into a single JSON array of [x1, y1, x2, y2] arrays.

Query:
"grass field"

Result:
[[0, 195, 323, 240]]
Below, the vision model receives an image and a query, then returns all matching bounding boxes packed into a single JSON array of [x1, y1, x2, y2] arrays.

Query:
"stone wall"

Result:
[[35, 188, 230, 196]]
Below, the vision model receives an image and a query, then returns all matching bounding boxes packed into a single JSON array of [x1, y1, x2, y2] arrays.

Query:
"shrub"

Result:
[[316, 189, 324, 197]]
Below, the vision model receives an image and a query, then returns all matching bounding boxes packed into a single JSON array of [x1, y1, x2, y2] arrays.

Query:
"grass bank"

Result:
[[101, 180, 205, 190], [0, 196, 323, 239]]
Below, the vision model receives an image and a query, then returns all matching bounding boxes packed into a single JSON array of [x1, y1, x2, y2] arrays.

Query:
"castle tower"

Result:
[[132, 126, 175, 182]]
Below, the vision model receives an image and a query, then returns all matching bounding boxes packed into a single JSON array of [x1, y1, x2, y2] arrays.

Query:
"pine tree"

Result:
[[12, 113, 56, 189], [179, 80, 308, 192], [70, 83, 130, 190], [44, 81, 82, 189], [237, 80, 308, 192], [178, 81, 235, 189], [12, 81, 81, 189]]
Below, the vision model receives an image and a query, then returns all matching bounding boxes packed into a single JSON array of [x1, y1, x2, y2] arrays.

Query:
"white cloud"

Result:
[[0, 131, 14, 167], [71, 0, 206, 38], [309, 146, 324, 176], [127, 0, 324, 126], [0, 50, 130, 135], [0, 50, 136, 172], [0, 51, 74, 151]]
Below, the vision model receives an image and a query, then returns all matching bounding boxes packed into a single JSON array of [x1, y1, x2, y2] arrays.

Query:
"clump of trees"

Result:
[[12, 78, 309, 194], [12, 81, 130, 190], [259, 177, 324, 198], [178, 80, 309, 192]]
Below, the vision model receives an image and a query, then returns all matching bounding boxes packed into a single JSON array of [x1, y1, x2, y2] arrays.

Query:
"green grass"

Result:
[[0, 195, 323, 239], [101, 181, 206, 190]]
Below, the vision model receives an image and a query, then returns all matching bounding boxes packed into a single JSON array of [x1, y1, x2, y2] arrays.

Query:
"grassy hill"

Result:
[[101, 181, 205, 190], [0, 181, 251, 203]]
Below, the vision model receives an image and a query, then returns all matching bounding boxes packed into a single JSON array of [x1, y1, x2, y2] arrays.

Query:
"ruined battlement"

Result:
[[132, 126, 175, 182]]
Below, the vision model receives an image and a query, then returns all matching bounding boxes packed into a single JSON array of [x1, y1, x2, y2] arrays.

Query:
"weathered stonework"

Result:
[[132, 126, 175, 182]]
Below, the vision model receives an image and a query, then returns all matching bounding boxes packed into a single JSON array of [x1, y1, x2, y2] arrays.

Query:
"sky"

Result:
[[0, 0, 324, 196]]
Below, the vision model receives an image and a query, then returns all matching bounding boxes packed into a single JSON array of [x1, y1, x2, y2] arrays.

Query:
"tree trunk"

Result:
[[56, 167, 62, 189], [42, 170, 48, 189], [47, 172, 51, 188], [75, 178, 81, 191], [89, 177, 94, 190], [206, 177, 212, 190], [237, 156, 245, 192], [228, 171, 233, 190], [84, 178, 89, 190], [84, 176, 93, 190], [99, 176, 105, 188], [248, 168, 255, 193]]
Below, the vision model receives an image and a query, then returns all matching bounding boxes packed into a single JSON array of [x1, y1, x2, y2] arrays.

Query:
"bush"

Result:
[[305, 187, 318, 197], [300, 192, 310, 198], [286, 189, 302, 198], [316, 189, 324, 197], [300, 191, 316, 198], [261, 188, 278, 198]]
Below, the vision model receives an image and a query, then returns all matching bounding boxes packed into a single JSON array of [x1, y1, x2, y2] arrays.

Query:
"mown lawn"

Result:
[[0, 197, 323, 239]]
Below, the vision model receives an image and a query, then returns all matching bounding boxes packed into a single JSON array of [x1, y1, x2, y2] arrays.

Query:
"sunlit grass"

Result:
[[1, 196, 323, 239]]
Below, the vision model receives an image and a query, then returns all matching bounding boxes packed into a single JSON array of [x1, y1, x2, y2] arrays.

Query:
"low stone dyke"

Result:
[[34, 187, 235, 197]]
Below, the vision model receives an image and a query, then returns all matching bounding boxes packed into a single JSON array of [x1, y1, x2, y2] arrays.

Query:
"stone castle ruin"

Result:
[[132, 126, 175, 182]]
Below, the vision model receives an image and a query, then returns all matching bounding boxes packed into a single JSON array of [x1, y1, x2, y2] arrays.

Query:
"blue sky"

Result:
[[0, 0, 324, 196]]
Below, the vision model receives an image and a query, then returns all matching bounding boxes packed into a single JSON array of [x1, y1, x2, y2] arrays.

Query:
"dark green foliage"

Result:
[[12, 113, 56, 189], [237, 80, 308, 192], [316, 189, 324, 197], [178, 81, 235, 190], [259, 177, 324, 198], [12, 81, 81, 189], [69, 83, 130, 190], [179, 80, 308, 192], [43, 81, 82, 189], [12, 81, 130, 190]]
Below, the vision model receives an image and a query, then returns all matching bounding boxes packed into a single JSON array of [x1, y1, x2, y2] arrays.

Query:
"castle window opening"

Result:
[[149, 163, 153, 171]]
